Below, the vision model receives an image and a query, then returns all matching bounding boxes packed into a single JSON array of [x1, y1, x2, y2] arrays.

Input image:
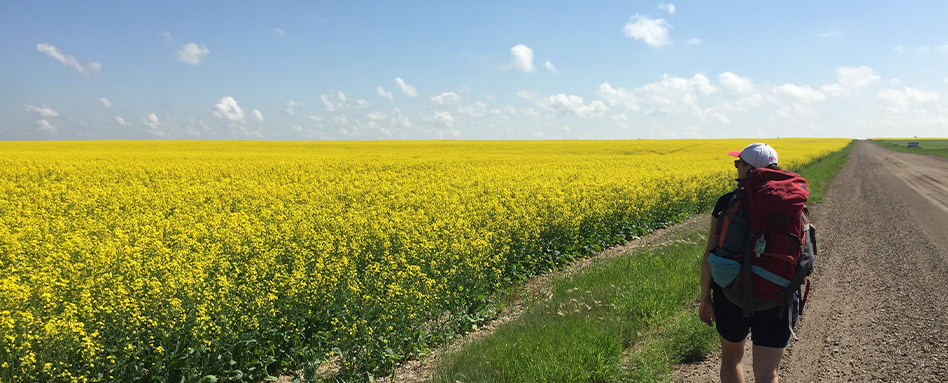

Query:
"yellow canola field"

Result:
[[0, 139, 849, 382]]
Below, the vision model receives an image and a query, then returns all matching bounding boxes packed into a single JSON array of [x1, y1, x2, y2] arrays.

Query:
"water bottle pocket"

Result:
[[708, 251, 741, 287]]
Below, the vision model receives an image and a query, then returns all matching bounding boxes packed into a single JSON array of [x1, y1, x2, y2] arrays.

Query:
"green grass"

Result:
[[432, 229, 712, 383], [428, 142, 855, 383], [870, 138, 948, 159], [790, 139, 855, 203], [624, 310, 717, 382]]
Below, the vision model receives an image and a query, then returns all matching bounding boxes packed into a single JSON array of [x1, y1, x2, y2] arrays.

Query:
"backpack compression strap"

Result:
[[742, 251, 753, 317]]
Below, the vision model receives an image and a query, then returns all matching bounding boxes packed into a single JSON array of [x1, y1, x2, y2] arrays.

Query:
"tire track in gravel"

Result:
[[675, 140, 948, 382]]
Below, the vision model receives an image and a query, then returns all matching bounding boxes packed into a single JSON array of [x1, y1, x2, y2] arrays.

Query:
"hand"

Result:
[[698, 297, 715, 327]]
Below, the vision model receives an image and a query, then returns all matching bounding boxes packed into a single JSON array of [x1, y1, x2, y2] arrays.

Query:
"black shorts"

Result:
[[711, 284, 793, 348]]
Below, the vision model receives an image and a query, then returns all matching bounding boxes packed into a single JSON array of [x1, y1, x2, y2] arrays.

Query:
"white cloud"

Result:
[[544, 60, 557, 73], [428, 111, 456, 130], [686, 38, 701, 45], [719, 72, 755, 94], [701, 108, 731, 124], [623, 15, 672, 47], [229, 125, 263, 139], [537, 94, 608, 118], [437, 128, 462, 139], [367, 111, 388, 121], [320, 95, 335, 111], [774, 84, 825, 103], [343, 118, 395, 139], [458, 102, 488, 117], [395, 77, 418, 97], [99, 98, 112, 108], [142, 113, 167, 137], [821, 66, 880, 97], [115, 116, 130, 126], [285, 100, 300, 115], [391, 108, 412, 128], [819, 30, 843, 39], [431, 91, 460, 105], [332, 115, 349, 125], [690, 73, 716, 94], [659, 3, 676, 14], [24, 104, 59, 118], [356, 99, 369, 107], [36, 119, 55, 133], [176, 43, 210, 65], [273, 28, 285, 37], [35, 43, 102, 75], [309, 114, 322, 122], [776, 103, 818, 119], [821, 84, 847, 98], [511, 44, 535, 72], [877, 86, 940, 114], [838, 66, 880, 88], [376, 86, 394, 100], [874, 105, 948, 137], [894, 45, 933, 55], [290, 124, 302, 132], [733, 93, 765, 110], [183, 118, 215, 138], [637, 74, 716, 100], [252, 109, 264, 122], [598, 74, 722, 121], [517, 90, 538, 101], [598, 83, 641, 110], [770, 84, 827, 119], [321, 91, 349, 112], [212, 97, 246, 122]]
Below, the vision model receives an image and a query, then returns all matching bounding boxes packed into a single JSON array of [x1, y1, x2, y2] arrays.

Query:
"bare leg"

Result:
[[720, 336, 745, 383], [752, 344, 785, 383]]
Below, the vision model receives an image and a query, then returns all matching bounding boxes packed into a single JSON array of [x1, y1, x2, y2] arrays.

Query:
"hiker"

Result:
[[698, 143, 813, 383]]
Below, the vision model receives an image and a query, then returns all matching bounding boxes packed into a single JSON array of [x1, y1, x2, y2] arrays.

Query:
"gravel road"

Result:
[[675, 140, 948, 382]]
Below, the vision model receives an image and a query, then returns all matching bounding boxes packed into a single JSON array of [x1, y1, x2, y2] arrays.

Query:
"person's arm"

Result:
[[698, 216, 720, 326], [701, 216, 720, 300]]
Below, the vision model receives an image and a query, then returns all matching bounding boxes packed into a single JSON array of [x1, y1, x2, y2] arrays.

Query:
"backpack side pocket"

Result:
[[708, 251, 741, 287]]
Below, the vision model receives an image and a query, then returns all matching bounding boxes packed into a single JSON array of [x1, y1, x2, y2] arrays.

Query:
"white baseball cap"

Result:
[[728, 143, 778, 168]]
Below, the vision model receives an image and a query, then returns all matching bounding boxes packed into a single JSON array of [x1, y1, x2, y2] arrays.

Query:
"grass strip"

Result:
[[870, 138, 948, 159], [431, 228, 709, 383], [430, 142, 856, 383], [791, 139, 855, 203], [623, 309, 717, 382]]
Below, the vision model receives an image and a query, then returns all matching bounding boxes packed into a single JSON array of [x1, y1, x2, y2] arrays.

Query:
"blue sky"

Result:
[[3, 1, 948, 140]]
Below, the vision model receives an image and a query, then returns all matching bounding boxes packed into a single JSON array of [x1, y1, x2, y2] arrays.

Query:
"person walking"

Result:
[[698, 143, 798, 383]]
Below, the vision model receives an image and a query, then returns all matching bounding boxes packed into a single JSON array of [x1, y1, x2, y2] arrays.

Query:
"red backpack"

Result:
[[714, 168, 816, 317]]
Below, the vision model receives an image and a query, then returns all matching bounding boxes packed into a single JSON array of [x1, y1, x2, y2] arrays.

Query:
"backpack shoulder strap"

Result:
[[715, 188, 746, 253]]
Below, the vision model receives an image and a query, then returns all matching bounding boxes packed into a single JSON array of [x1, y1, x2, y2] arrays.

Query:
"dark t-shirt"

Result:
[[711, 190, 738, 219]]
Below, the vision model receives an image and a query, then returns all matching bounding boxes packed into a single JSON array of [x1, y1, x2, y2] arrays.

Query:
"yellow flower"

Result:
[[0, 138, 850, 381]]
